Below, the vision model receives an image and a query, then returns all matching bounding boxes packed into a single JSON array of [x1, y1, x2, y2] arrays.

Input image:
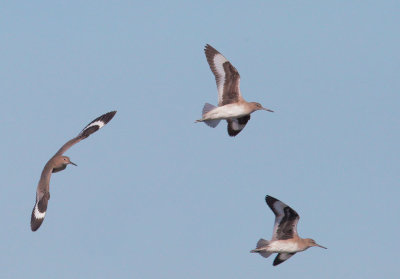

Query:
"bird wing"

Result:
[[31, 166, 52, 231], [53, 111, 117, 157], [31, 111, 117, 231], [265, 195, 300, 240], [273, 253, 296, 266], [227, 115, 251, 137], [204, 44, 242, 106]]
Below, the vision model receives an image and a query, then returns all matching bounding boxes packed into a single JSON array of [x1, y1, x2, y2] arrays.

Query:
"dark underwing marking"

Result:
[[227, 115, 250, 137], [238, 115, 250, 125], [273, 253, 296, 266], [52, 164, 67, 173]]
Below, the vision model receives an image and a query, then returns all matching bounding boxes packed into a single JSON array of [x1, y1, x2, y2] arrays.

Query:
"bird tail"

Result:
[[202, 103, 217, 115], [198, 103, 221, 128], [31, 194, 49, 232], [250, 238, 273, 258]]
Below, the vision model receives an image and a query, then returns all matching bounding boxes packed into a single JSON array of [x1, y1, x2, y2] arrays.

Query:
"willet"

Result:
[[30, 111, 117, 231], [251, 195, 326, 266], [196, 44, 273, 136]]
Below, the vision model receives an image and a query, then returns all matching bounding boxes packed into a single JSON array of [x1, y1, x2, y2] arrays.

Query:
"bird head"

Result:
[[60, 156, 77, 167], [305, 238, 327, 249], [251, 102, 274, 113]]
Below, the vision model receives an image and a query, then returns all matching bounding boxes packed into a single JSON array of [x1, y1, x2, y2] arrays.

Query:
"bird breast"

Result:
[[267, 240, 301, 253], [204, 104, 249, 120]]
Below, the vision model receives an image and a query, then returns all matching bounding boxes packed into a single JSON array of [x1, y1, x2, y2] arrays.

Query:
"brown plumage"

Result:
[[31, 111, 116, 231], [250, 195, 327, 266], [197, 44, 273, 136]]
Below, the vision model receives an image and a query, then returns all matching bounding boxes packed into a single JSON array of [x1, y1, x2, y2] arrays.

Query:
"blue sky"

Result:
[[1, 1, 399, 278]]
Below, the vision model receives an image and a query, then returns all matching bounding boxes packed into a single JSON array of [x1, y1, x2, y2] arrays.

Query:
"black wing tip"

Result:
[[204, 43, 213, 51], [30, 221, 42, 232], [80, 110, 117, 138], [100, 111, 117, 124], [266, 196, 300, 218], [204, 44, 220, 57], [265, 195, 279, 206]]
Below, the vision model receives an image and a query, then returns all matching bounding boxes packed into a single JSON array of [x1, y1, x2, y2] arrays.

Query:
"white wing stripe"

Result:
[[213, 53, 228, 103], [84, 120, 105, 130], [34, 203, 46, 219]]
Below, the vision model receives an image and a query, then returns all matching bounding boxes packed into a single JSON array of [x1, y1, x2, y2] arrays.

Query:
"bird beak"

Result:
[[315, 243, 327, 249], [262, 107, 274, 112], [70, 161, 77, 166]]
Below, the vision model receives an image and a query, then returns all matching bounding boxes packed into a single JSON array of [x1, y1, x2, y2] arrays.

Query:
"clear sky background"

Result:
[[1, 1, 399, 278]]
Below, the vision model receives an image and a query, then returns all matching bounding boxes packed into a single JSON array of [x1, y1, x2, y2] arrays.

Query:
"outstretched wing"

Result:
[[54, 111, 117, 157], [265, 195, 300, 240], [273, 253, 296, 266], [227, 115, 250, 137], [204, 44, 242, 106], [31, 111, 117, 231], [31, 189, 50, 231]]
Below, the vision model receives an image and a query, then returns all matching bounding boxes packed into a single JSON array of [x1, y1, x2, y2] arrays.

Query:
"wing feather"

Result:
[[265, 195, 300, 240], [273, 253, 296, 266], [31, 111, 116, 231], [54, 111, 116, 156], [204, 44, 242, 106], [227, 115, 250, 137]]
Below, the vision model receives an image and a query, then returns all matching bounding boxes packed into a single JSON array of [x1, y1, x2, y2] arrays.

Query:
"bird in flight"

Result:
[[251, 195, 326, 266], [30, 111, 117, 231], [196, 44, 273, 136]]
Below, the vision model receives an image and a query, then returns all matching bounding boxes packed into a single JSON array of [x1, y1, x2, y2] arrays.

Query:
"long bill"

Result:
[[315, 243, 327, 249], [70, 161, 78, 166], [262, 107, 274, 112]]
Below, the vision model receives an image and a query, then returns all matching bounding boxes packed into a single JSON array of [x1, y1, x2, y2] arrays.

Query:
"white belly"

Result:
[[204, 104, 248, 120], [268, 240, 300, 253]]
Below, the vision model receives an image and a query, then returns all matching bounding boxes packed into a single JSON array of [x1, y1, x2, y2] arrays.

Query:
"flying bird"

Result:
[[196, 44, 273, 136], [30, 111, 117, 231], [251, 195, 326, 266]]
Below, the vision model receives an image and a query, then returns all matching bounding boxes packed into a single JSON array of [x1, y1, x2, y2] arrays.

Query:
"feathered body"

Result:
[[250, 195, 326, 266], [196, 44, 273, 136], [30, 111, 116, 231]]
